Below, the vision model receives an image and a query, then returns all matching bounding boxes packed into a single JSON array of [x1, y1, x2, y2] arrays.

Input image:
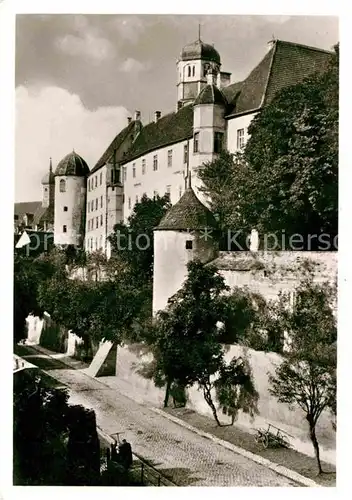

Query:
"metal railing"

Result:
[[129, 451, 176, 486]]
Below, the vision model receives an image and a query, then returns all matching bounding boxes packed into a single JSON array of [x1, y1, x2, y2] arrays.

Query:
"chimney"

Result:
[[154, 111, 161, 122], [127, 116, 132, 124], [207, 69, 217, 86], [134, 110, 141, 121]]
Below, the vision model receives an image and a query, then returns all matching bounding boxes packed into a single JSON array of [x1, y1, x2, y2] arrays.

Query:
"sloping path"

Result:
[[16, 344, 299, 487]]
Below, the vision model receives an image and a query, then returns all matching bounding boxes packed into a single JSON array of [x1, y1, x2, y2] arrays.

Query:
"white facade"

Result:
[[54, 176, 86, 246], [227, 112, 258, 154], [153, 228, 218, 314], [85, 166, 108, 252], [123, 139, 192, 220]]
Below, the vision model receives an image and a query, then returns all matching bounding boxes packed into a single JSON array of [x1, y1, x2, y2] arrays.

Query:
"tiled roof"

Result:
[[38, 205, 54, 225], [14, 201, 46, 227], [156, 186, 218, 231], [55, 151, 90, 177], [194, 84, 227, 106], [122, 105, 194, 164], [225, 40, 333, 117], [91, 120, 137, 173], [14, 201, 42, 217]]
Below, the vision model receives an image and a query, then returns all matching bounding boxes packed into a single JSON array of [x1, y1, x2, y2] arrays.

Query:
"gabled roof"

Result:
[[14, 201, 42, 217], [122, 105, 194, 164], [194, 84, 228, 106], [14, 201, 46, 227], [91, 120, 138, 173], [225, 40, 333, 117], [156, 186, 217, 231]]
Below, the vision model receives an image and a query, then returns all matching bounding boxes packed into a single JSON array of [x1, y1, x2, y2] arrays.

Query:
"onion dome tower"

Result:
[[153, 175, 218, 314], [176, 29, 222, 109], [53, 150, 90, 247]]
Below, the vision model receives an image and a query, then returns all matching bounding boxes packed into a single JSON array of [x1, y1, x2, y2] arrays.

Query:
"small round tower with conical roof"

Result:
[[53, 150, 90, 246], [153, 177, 219, 314]]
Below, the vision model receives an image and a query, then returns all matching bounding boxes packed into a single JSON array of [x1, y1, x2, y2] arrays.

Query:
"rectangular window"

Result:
[[123, 166, 127, 182], [100, 214, 103, 226], [132, 163, 136, 178], [63, 206, 68, 212], [87, 220, 90, 231], [87, 203, 90, 213], [186, 240, 193, 250], [193, 132, 199, 153], [165, 185, 171, 200], [128, 197, 131, 209], [100, 172, 102, 185], [183, 143, 188, 164], [63, 225, 67, 233], [95, 198, 98, 210], [153, 155, 158, 171], [100, 195, 103, 208], [236, 128, 245, 150], [95, 176, 98, 188], [91, 200, 94, 212], [96, 217, 99, 229], [214, 132, 224, 153], [88, 179, 90, 191], [167, 150, 173, 167], [142, 159, 146, 175]]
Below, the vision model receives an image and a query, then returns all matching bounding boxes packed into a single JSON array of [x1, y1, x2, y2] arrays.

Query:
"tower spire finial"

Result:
[[198, 23, 201, 41], [49, 157, 52, 173]]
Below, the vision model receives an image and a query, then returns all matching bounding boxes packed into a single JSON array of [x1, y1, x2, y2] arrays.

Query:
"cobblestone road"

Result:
[[19, 349, 298, 487]]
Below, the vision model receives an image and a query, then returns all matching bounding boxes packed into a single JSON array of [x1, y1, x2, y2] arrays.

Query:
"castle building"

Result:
[[83, 37, 332, 256], [23, 36, 332, 255]]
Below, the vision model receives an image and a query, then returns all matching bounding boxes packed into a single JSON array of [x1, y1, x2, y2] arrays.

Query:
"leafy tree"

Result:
[[108, 194, 171, 285], [13, 370, 70, 485], [199, 46, 338, 247], [143, 261, 258, 425], [268, 278, 337, 474], [13, 251, 64, 344], [215, 356, 259, 425]]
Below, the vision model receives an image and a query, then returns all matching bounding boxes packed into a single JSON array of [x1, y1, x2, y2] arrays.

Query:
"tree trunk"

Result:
[[309, 421, 323, 474], [163, 379, 171, 408], [202, 383, 222, 426]]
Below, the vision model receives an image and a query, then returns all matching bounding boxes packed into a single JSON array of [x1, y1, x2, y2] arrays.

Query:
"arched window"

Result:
[[59, 179, 66, 192], [188, 65, 191, 77], [192, 65, 195, 77]]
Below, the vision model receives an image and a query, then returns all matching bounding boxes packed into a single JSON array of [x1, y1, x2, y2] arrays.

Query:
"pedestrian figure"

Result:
[[118, 439, 133, 470], [110, 438, 118, 462]]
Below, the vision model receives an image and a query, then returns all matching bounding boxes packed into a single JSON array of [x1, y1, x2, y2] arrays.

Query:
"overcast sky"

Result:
[[15, 14, 338, 202]]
